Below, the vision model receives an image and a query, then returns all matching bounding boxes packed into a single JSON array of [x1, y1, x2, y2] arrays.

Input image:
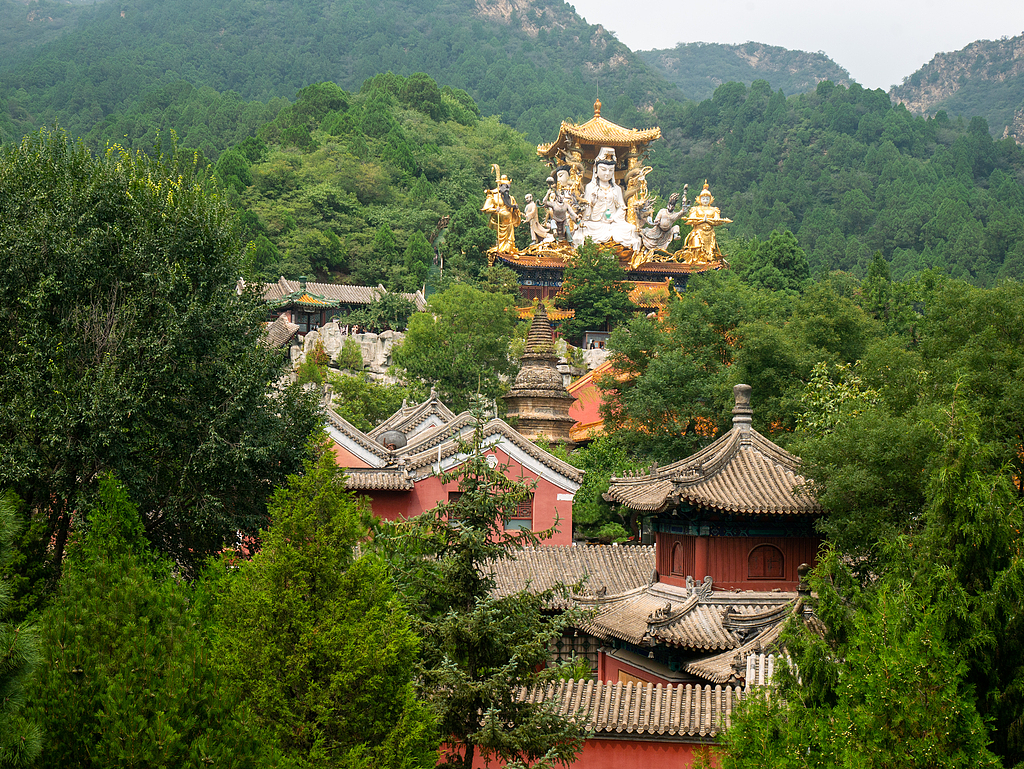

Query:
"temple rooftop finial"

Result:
[[594, 98, 602, 118], [732, 384, 753, 431]]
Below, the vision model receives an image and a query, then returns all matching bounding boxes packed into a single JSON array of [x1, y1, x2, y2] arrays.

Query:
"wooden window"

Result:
[[748, 544, 784, 579], [506, 494, 533, 531]]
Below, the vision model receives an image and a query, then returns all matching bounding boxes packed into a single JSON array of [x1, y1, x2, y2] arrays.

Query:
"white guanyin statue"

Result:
[[573, 147, 640, 250]]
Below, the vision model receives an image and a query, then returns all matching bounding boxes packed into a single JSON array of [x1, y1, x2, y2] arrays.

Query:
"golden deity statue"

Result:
[[679, 181, 731, 264], [482, 165, 521, 253]]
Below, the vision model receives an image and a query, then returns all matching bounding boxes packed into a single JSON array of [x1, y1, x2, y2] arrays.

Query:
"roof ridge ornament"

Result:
[[732, 384, 753, 434]]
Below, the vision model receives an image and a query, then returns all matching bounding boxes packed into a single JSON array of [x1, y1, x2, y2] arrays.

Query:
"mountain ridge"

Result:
[[890, 33, 1024, 140], [638, 41, 853, 101]]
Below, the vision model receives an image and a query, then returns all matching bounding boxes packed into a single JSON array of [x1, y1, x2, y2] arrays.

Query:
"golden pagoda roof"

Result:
[[537, 99, 662, 159]]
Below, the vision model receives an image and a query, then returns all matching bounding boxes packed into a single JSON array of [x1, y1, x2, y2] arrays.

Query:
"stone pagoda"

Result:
[[502, 303, 576, 444]]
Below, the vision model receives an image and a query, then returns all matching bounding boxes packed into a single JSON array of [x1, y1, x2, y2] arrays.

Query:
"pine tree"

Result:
[[26, 475, 273, 769], [215, 439, 438, 769], [0, 494, 41, 768]]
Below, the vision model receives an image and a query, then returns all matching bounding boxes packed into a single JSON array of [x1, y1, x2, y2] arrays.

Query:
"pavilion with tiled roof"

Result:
[[604, 383, 822, 592], [261, 276, 426, 332], [548, 383, 822, 690], [326, 393, 583, 545]]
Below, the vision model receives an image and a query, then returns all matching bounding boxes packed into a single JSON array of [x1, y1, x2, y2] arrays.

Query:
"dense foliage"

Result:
[[554, 239, 635, 345], [26, 476, 275, 769], [392, 284, 519, 414], [214, 442, 438, 769], [0, 0, 676, 146], [639, 41, 852, 101], [651, 79, 1024, 284], [0, 495, 40, 768], [0, 128, 321, 576]]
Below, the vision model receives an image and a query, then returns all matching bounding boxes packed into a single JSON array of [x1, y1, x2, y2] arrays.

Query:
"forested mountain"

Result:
[[208, 71, 1024, 292], [891, 33, 1024, 141], [638, 42, 852, 101], [647, 80, 1024, 285], [0, 0, 679, 145]]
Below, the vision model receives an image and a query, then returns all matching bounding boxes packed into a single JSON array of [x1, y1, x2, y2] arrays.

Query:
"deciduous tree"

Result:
[[0, 128, 320, 576], [392, 284, 517, 413]]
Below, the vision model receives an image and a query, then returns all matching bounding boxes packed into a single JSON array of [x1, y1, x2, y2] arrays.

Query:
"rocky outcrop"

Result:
[[890, 34, 1024, 142], [298, 321, 403, 376]]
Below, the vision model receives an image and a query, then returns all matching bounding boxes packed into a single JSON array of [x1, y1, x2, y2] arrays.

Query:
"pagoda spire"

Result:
[[502, 303, 576, 444]]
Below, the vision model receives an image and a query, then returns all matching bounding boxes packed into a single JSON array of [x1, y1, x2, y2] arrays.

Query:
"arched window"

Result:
[[748, 544, 784, 579], [672, 542, 685, 575]]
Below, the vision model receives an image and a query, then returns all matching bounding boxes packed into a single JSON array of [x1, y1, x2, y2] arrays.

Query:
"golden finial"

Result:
[[594, 98, 602, 117]]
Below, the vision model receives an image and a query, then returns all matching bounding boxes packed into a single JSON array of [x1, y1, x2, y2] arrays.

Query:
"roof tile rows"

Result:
[[263, 315, 299, 348], [579, 582, 796, 653], [489, 544, 655, 608], [521, 678, 743, 738], [263, 277, 426, 311], [605, 427, 820, 516], [344, 469, 414, 491]]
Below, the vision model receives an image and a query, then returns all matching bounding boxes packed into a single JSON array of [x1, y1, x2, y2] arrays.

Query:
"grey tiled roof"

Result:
[[398, 413, 585, 485], [683, 622, 787, 684], [263, 315, 299, 348], [344, 469, 414, 491], [579, 581, 796, 652], [605, 426, 820, 516], [324, 407, 393, 466], [368, 391, 457, 440], [490, 544, 655, 608], [520, 678, 743, 739], [263, 278, 426, 311]]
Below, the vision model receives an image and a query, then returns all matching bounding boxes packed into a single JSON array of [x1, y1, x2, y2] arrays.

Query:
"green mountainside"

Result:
[[890, 33, 1024, 141], [647, 80, 1024, 285], [205, 72, 1024, 292], [638, 41, 852, 101], [4, 0, 1024, 290], [0, 0, 679, 144]]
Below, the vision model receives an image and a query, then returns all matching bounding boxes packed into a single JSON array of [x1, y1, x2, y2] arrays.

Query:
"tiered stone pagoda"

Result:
[[502, 303, 576, 444]]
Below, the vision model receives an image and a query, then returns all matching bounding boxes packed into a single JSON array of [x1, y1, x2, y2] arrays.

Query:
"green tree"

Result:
[[600, 271, 754, 461], [26, 475, 273, 769], [0, 128, 320, 575], [327, 372, 421, 432], [719, 546, 1001, 769], [215, 441, 438, 769], [392, 284, 517, 413], [403, 231, 435, 290], [554, 239, 636, 345], [0, 494, 41, 768], [372, 422, 587, 769], [737, 230, 810, 293]]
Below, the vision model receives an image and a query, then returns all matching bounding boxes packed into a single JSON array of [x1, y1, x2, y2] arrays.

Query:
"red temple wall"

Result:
[[358, 447, 572, 545], [655, 532, 822, 591], [465, 737, 715, 768], [597, 653, 673, 687]]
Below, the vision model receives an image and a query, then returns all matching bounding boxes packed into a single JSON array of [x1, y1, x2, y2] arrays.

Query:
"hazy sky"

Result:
[[568, 0, 1024, 90]]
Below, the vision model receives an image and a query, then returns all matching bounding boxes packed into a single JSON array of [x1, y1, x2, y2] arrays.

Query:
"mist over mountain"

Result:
[[638, 42, 853, 102], [891, 33, 1024, 141]]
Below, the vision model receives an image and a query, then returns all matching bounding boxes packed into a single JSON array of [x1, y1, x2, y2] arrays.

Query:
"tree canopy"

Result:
[[0, 128, 320, 576], [392, 283, 518, 414]]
